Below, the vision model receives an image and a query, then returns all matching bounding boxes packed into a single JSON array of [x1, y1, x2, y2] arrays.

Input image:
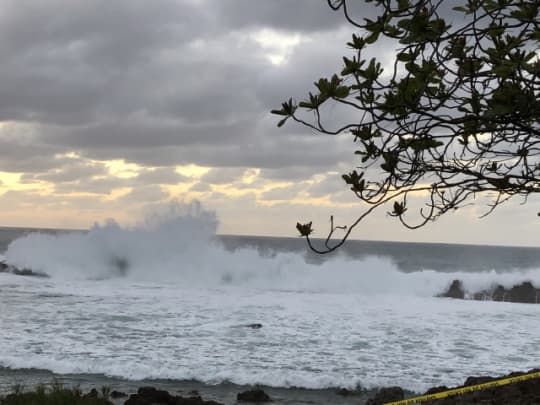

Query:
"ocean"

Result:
[[1, 208, 540, 403]]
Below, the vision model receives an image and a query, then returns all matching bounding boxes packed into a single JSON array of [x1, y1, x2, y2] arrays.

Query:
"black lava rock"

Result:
[[437, 280, 540, 304], [423, 385, 449, 395], [237, 389, 271, 402], [124, 386, 224, 405], [463, 376, 496, 386], [440, 279, 465, 299], [110, 390, 128, 398], [336, 388, 355, 396], [509, 281, 538, 303], [366, 386, 404, 404], [245, 323, 263, 329]]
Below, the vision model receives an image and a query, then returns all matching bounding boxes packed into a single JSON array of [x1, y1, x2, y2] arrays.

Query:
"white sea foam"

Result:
[[1, 275, 539, 392], [1, 201, 540, 391], [4, 201, 540, 295]]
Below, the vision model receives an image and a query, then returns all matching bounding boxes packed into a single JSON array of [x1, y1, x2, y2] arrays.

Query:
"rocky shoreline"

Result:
[[2, 369, 540, 405], [367, 369, 540, 404], [0, 367, 368, 405]]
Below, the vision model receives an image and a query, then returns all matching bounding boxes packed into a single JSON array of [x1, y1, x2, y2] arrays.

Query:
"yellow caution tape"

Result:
[[384, 370, 540, 404]]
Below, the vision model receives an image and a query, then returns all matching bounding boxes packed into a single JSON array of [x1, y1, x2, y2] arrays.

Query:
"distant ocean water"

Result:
[[1, 209, 540, 394]]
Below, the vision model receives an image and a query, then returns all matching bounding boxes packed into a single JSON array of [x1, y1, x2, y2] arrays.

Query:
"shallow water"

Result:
[[1, 270, 540, 392]]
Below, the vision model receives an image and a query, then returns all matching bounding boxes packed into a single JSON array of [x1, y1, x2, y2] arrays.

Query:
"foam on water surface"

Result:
[[1, 202, 540, 392], [1, 276, 540, 392]]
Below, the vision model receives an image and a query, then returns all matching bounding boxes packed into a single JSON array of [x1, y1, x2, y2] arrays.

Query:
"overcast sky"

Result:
[[0, 0, 538, 247]]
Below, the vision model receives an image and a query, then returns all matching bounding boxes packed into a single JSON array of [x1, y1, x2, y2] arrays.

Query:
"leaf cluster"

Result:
[[273, 0, 540, 253]]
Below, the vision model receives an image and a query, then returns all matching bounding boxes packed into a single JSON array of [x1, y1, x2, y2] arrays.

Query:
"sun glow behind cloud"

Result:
[[251, 28, 308, 65], [1, 151, 346, 231], [175, 164, 210, 178], [0, 172, 37, 192], [105, 160, 141, 179]]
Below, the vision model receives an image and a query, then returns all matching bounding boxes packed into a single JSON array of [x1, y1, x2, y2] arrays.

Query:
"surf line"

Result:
[[384, 370, 540, 404]]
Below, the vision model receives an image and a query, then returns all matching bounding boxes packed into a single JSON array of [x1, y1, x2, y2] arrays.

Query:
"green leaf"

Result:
[[346, 34, 366, 50], [334, 86, 350, 99], [470, 91, 481, 114], [341, 56, 363, 75], [391, 201, 407, 216], [397, 52, 412, 62], [296, 222, 313, 237], [362, 58, 383, 81], [365, 31, 380, 44], [492, 63, 515, 78], [397, 18, 411, 29], [530, 28, 540, 42], [298, 101, 313, 109], [482, 0, 499, 11], [274, 98, 297, 117], [397, 0, 410, 11], [277, 117, 288, 128], [315, 78, 329, 93], [426, 86, 439, 96], [380, 152, 398, 172]]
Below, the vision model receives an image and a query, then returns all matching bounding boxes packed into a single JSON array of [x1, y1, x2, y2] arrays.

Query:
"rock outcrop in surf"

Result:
[[124, 386, 224, 405], [0, 255, 129, 279], [439, 279, 540, 303], [439, 279, 465, 299], [0, 260, 49, 278], [237, 389, 271, 402], [366, 386, 404, 404]]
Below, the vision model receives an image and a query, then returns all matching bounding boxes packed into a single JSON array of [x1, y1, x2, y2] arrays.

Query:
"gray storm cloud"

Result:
[[0, 0, 360, 178]]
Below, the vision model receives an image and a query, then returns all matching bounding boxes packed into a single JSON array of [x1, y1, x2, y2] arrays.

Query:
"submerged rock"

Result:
[[335, 388, 356, 396], [366, 386, 404, 404], [111, 256, 129, 277], [12, 268, 49, 278], [110, 390, 128, 398], [84, 388, 99, 399], [0, 261, 49, 278], [237, 389, 271, 402], [124, 386, 224, 405]]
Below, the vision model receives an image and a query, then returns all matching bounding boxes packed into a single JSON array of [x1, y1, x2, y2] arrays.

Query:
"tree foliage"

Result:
[[272, 0, 540, 253]]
